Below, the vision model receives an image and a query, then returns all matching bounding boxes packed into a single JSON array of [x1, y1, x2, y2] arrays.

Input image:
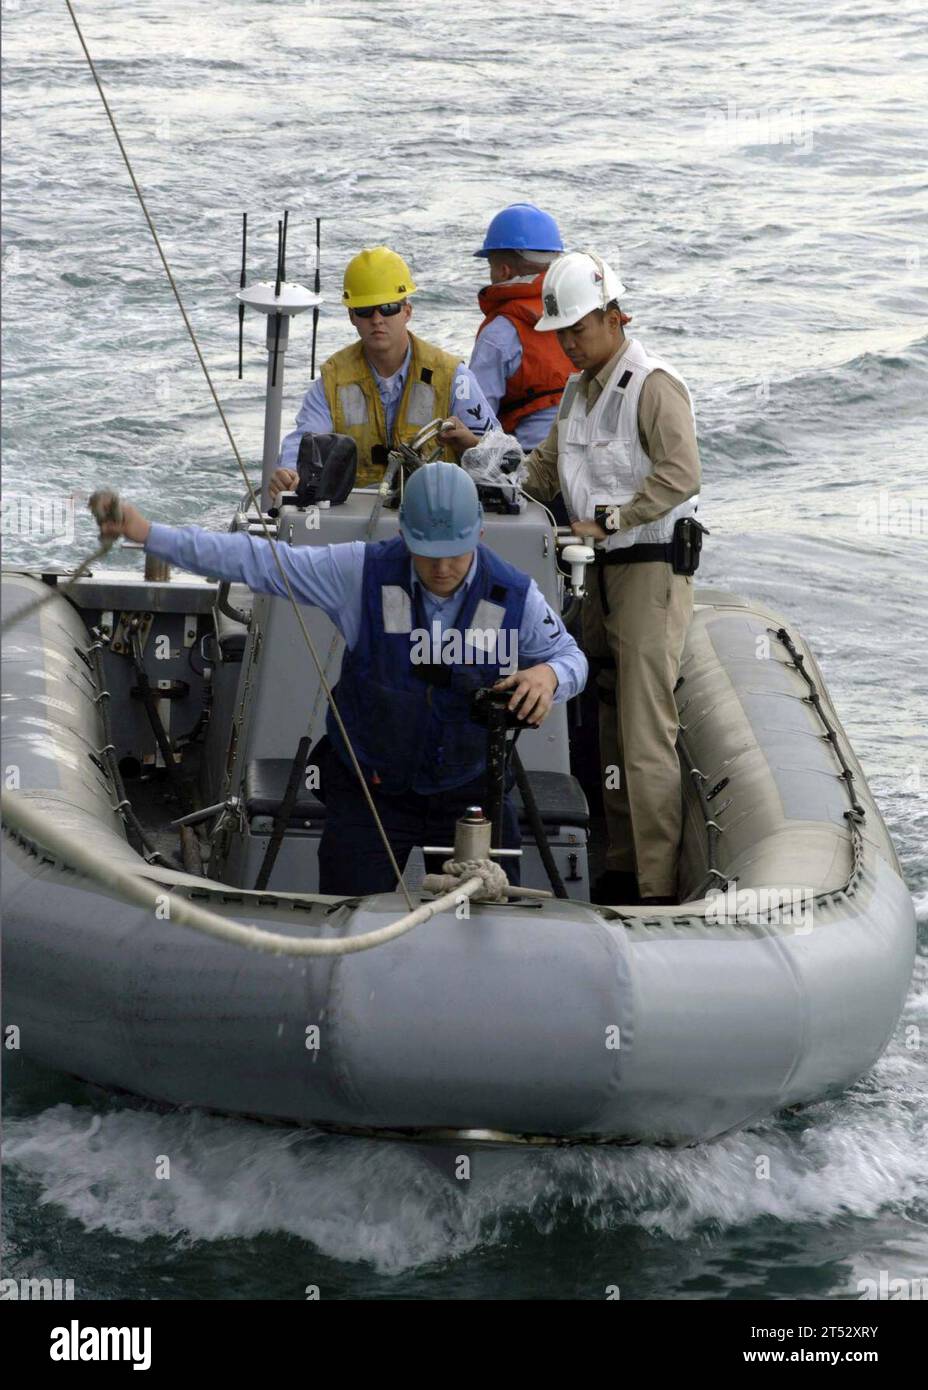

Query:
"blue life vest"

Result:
[[328, 536, 530, 794]]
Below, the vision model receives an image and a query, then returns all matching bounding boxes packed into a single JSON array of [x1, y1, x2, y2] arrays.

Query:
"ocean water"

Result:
[[2, 0, 926, 1300]]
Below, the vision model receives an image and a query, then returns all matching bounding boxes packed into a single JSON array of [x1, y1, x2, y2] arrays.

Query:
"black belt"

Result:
[[595, 543, 673, 565]]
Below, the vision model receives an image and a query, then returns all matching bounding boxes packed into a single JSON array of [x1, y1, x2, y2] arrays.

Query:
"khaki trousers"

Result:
[[582, 561, 694, 898]]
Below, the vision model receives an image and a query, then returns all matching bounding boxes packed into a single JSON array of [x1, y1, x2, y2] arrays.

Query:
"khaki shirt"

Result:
[[523, 338, 701, 532]]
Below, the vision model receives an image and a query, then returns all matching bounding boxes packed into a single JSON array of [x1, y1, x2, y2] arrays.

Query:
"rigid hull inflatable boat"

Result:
[[1, 487, 916, 1147], [3, 16, 915, 1161]]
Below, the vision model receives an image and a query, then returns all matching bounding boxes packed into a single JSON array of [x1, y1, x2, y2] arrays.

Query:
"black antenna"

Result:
[[272, 214, 284, 387], [310, 216, 321, 379], [271, 308, 282, 388], [280, 208, 289, 283], [238, 212, 247, 379], [274, 218, 283, 298]]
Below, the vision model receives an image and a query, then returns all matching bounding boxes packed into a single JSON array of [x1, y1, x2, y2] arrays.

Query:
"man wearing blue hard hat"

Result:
[[465, 204, 576, 450], [98, 465, 587, 895]]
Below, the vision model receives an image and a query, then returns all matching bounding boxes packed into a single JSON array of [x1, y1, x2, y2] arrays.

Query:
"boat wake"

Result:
[[4, 953, 925, 1278]]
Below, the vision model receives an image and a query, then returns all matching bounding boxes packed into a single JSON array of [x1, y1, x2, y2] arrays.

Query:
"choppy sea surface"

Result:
[[2, 0, 926, 1300]]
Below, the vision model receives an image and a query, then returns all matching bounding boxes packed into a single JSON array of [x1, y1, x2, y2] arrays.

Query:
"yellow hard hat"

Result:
[[342, 246, 418, 309]]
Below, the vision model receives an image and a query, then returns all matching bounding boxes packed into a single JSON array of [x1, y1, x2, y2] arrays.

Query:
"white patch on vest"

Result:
[[338, 382, 369, 428], [558, 376, 581, 420], [381, 586, 412, 633], [470, 599, 506, 638], [465, 600, 518, 672], [406, 380, 437, 426], [599, 380, 627, 436]]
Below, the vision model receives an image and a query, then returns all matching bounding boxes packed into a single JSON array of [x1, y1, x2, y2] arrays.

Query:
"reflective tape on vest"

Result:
[[406, 380, 437, 427], [381, 586, 412, 633], [467, 599, 507, 652], [338, 382, 368, 428]]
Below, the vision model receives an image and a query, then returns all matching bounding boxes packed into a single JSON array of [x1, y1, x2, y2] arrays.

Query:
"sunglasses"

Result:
[[352, 301, 406, 319]]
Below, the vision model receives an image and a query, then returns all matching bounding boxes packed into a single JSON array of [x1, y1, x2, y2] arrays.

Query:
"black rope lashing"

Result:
[[677, 735, 726, 900], [771, 626, 867, 821]]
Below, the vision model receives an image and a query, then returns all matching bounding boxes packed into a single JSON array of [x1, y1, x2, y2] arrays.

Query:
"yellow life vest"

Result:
[[320, 332, 461, 485]]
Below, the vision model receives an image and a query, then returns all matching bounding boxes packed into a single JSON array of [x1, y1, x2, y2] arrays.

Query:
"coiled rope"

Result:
[[421, 860, 550, 902], [422, 859, 510, 902]]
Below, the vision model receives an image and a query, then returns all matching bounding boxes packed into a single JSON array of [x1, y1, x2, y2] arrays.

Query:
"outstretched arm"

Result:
[[89, 492, 364, 638]]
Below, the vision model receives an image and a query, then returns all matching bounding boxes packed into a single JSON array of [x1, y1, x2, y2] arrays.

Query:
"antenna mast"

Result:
[[236, 212, 321, 510]]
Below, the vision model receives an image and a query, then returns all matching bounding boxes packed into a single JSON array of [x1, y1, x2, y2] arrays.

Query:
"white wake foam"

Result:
[[4, 1028, 925, 1275]]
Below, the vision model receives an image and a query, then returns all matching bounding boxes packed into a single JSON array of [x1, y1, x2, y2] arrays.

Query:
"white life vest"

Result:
[[556, 337, 699, 552]]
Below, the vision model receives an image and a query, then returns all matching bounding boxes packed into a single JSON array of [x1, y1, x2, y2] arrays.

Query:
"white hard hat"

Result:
[[535, 251, 627, 332]]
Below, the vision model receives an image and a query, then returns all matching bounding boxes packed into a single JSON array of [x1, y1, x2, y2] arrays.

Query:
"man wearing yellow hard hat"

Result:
[[271, 247, 499, 496]]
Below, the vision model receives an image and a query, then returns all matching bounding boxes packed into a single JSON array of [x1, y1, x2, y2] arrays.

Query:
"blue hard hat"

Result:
[[474, 203, 565, 258], [399, 462, 483, 558]]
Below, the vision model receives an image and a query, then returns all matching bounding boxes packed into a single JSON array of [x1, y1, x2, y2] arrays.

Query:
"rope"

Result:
[[0, 493, 122, 635], [1, 788, 486, 956], [422, 858, 510, 902], [42, 4, 415, 908], [422, 859, 552, 902]]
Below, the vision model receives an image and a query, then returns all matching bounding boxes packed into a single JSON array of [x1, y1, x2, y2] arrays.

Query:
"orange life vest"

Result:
[[475, 275, 574, 433]]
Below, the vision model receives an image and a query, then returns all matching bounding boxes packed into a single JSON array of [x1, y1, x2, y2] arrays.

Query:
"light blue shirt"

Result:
[[468, 308, 558, 450], [145, 523, 587, 701], [279, 346, 501, 470]]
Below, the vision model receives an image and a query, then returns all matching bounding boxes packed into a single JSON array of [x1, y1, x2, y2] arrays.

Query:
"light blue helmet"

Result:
[[475, 203, 565, 258], [399, 462, 483, 558]]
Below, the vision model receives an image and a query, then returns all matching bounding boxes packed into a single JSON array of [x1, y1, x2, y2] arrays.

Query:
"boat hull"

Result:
[[2, 574, 916, 1142]]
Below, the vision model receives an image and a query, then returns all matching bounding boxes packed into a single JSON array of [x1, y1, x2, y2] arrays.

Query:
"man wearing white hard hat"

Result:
[[522, 251, 703, 906]]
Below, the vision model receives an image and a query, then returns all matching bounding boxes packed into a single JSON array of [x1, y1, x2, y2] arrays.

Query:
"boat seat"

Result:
[[245, 759, 327, 823], [244, 758, 589, 831], [511, 770, 589, 829]]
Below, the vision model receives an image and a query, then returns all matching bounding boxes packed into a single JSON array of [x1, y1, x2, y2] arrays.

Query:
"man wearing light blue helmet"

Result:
[[103, 464, 586, 895]]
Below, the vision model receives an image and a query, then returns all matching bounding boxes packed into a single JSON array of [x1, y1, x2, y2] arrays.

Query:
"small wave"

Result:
[[710, 332, 927, 418], [4, 1032, 925, 1277]]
